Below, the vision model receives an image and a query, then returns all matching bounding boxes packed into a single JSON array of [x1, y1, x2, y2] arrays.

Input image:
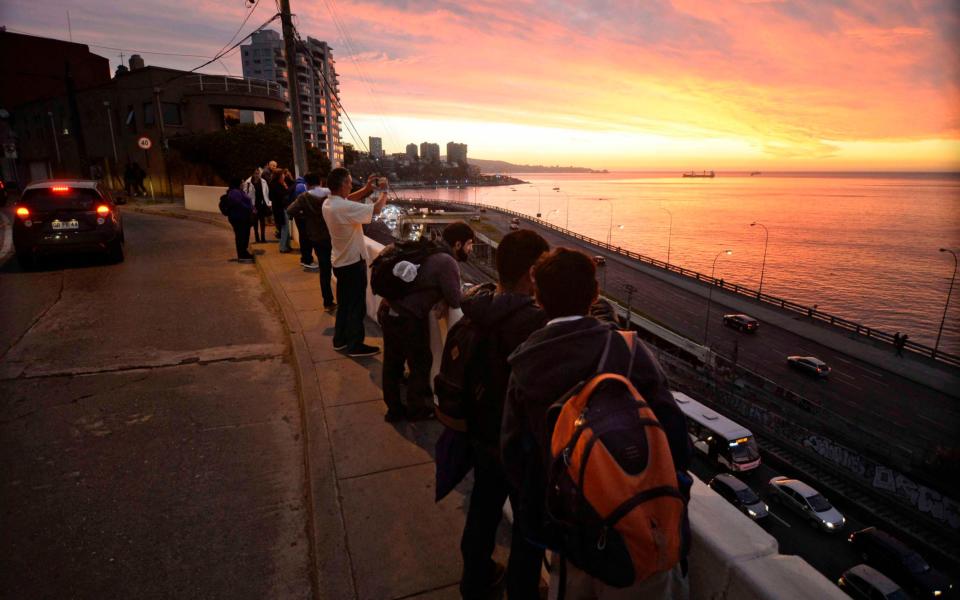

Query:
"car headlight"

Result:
[[747, 509, 757, 517], [933, 591, 941, 597], [825, 522, 835, 529]]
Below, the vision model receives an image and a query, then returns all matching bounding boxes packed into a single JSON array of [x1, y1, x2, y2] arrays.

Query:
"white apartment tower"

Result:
[[369, 136, 383, 159], [241, 29, 343, 167]]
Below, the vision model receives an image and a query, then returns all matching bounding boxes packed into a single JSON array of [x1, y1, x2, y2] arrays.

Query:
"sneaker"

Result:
[[347, 344, 380, 358], [301, 261, 319, 270], [333, 342, 349, 351], [384, 407, 406, 423], [238, 257, 255, 264]]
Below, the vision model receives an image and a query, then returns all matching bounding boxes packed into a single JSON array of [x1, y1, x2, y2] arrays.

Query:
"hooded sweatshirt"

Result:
[[286, 187, 332, 242], [501, 316, 691, 544], [459, 283, 547, 459]]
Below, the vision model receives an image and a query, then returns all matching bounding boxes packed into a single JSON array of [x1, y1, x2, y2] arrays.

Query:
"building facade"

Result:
[[369, 136, 382, 159], [9, 51, 287, 193], [446, 141, 467, 165], [405, 143, 418, 161], [241, 29, 343, 167], [420, 142, 440, 163]]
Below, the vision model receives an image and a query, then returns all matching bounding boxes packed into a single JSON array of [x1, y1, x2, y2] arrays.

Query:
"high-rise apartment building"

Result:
[[420, 142, 440, 163], [369, 136, 383, 159], [405, 143, 418, 161], [240, 29, 343, 167], [446, 142, 467, 165]]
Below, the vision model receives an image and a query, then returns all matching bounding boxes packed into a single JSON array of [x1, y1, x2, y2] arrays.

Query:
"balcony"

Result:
[[184, 74, 284, 100]]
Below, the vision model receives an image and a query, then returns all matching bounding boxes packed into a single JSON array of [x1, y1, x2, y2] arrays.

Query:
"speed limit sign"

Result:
[[137, 136, 152, 150]]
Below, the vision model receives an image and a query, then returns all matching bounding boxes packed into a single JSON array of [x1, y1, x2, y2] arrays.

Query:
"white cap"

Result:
[[393, 260, 419, 283]]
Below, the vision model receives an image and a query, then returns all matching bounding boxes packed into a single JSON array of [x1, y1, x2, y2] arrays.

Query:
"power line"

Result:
[[3, 27, 217, 59], [213, 0, 263, 60]]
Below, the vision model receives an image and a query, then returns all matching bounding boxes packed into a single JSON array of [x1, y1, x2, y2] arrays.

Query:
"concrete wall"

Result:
[[184, 185, 222, 214]]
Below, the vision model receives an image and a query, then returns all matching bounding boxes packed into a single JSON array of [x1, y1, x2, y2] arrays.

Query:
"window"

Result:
[[143, 103, 155, 126], [161, 102, 182, 126]]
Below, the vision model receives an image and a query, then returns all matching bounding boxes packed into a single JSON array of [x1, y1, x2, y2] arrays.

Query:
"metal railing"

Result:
[[185, 74, 285, 100], [396, 197, 960, 368]]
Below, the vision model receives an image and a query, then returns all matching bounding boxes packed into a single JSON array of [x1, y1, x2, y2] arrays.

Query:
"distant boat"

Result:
[[552, 187, 560, 191], [682, 170, 715, 178], [750, 171, 762, 176]]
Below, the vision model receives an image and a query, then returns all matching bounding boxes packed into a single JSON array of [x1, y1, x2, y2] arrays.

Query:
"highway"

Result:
[[454, 204, 960, 468]]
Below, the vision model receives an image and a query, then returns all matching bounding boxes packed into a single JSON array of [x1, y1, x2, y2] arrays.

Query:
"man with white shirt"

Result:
[[322, 167, 387, 357]]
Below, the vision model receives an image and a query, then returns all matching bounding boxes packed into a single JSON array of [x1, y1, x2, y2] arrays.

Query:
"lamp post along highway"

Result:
[[934, 248, 957, 357], [661, 207, 673, 265], [704, 249, 733, 345], [751, 221, 769, 298], [600, 198, 614, 245]]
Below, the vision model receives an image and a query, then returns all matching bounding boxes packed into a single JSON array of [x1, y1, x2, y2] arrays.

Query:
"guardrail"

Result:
[[397, 198, 960, 369], [185, 74, 285, 99]]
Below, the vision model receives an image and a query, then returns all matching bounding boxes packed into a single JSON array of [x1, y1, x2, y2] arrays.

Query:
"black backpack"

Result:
[[218, 191, 231, 216], [434, 292, 526, 432], [370, 239, 449, 301]]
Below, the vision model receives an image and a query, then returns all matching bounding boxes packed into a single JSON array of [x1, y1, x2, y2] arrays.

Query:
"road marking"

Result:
[[834, 356, 852, 365]]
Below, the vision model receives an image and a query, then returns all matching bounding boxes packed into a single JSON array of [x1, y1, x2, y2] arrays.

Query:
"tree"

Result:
[[170, 124, 330, 183]]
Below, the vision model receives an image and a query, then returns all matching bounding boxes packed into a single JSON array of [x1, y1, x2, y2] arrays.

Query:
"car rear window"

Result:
[[21, 188, 101, 211]]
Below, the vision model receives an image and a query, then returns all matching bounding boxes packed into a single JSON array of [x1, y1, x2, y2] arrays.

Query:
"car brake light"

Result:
[[16, 206, 29, 218], [51, 186, 71, 193], [96, 205, 110, 216]]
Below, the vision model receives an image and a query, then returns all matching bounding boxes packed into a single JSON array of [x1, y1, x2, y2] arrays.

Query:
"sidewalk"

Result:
[[128, 201, 501, 599]]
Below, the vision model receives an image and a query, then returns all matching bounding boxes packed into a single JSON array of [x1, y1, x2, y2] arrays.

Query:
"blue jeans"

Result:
[[277, 210, 292, 252]]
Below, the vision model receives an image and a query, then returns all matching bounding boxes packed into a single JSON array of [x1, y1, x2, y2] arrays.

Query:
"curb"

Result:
[[129, 203, 356, 599]]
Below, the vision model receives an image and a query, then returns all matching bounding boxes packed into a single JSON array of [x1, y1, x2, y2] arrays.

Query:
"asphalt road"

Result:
[[0, 210, 312, 599], [466, 207, 959, 462]]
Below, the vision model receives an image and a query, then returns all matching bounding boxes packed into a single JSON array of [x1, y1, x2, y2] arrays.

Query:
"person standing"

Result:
[[380, 221, 475, 422], [132, 163, 147, 196], [243, 168, 271, 243], [454, 229, 549, 599], [287, 173, 318, 270], [269, 169, 293, 253], [322, 168, 386, 357], [287, 173, 336, 309], [223, 177, 255, 263], [502, 248, 692, 599]]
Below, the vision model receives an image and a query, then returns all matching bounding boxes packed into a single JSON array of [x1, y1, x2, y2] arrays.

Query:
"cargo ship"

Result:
[[682, 170, 715, 178]]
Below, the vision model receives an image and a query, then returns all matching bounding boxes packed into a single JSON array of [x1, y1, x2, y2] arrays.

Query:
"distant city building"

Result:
[[369, 136, 383, 159], [406, 143, 418, 161], [420, 142, 440, 163], [241, 29, 343, 166], [446, 141, 467, 165]]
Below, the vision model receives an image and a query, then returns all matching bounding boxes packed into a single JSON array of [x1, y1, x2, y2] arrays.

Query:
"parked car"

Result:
[[787, 355, 831, 377], [13, 180, 124, 269], [723, 314, 759, 332], [708, 473, 768, 520], [838, 564, 909, 600], [509, 223, 519, 230], [510, 217, 520, 225], [767, 476, 845, 532], [849, 527, 955, 599], [593, 255, 607, 266], [470, 214, 481, 222]]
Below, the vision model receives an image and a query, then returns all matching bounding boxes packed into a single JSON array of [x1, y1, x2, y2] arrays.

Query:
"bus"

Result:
[[672, 391, 761, 472]]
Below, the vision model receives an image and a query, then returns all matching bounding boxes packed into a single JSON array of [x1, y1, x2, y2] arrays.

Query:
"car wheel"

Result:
[[15, 250, 34, 271], [107, 239, 125, 263]]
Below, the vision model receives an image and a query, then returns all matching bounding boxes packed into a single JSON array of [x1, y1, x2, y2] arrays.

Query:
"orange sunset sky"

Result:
[[3, 0, 959, 170]]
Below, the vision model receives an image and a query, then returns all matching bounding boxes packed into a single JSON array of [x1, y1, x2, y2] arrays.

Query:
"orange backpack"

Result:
[[544, 330, 685, 588]]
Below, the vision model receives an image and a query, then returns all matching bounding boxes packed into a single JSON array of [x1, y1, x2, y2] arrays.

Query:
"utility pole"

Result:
[[623, 284, 636, 329], [280, 0, 308, 176], [154, 87, 174, 196]]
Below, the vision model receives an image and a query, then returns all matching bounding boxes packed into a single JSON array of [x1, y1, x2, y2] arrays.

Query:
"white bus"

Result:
[[672, 391, 761, 472]]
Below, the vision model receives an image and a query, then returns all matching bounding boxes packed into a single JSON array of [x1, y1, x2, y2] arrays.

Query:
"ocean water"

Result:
[[403, 172, 960, 354]]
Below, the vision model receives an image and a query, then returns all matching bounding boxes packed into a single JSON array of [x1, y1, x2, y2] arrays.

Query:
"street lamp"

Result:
[[750, 221, 769, 298], [556, 188, 571, 230], [529, 183, 543, 218], [934, 248, 957, 356], [660, 207, 673, 265], [703, 249, 733, 345], [600, 198, 614, 245]]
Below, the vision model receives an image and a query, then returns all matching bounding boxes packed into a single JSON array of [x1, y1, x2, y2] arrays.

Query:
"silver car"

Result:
[[768, 476, 845, 532]]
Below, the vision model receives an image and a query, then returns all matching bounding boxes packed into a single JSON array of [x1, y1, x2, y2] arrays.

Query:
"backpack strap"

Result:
[[596, 329, 638, 377]]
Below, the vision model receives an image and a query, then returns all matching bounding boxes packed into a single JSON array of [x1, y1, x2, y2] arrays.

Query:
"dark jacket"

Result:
[[388, 243, 462, 320], [268, 178, 289, 211], [286, 189, 330, 242], [225, 188, 253, 222], [460, 283, 547, 459], [501, 316, 691, 545]]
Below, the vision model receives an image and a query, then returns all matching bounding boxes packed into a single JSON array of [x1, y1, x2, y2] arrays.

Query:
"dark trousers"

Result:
[[379, 307, 432, 412], [332, 260, 367, 351], [295, 216, 316, 264], [461, 450, 544, 599], [316, 238, 334, 305], [252, 209, 268, 242], [229, 217, 252, 259]]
